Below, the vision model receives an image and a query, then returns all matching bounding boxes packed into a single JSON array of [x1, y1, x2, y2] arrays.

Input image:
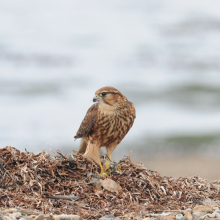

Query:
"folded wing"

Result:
[[74, 103, 98, 139]]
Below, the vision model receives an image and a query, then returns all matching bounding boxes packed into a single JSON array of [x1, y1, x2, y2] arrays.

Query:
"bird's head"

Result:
[[93, 86, 126, 108]]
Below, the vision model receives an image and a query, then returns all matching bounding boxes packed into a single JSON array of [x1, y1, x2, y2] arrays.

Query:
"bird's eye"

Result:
[[101, 92, 106, 96]]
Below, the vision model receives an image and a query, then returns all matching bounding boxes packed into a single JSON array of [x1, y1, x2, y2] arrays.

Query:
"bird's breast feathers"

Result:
[[89, 103, 135, 145]]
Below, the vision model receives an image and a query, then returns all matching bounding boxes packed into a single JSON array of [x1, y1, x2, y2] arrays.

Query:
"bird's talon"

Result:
[[117, 167, 122, 173], [99, 161, 104, 175]]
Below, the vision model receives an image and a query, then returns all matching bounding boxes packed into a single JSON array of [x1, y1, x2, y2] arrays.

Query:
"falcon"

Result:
[[74, 86, 136, 173]]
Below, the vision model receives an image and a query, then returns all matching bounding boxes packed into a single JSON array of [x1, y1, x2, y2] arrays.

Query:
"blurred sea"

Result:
[[1, 1, 220, 178]]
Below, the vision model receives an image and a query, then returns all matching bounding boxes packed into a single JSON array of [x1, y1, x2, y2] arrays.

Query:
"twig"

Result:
[[45, 195, 78, 201], [44, 195, 90, 209], [0, 158, 19, 189]]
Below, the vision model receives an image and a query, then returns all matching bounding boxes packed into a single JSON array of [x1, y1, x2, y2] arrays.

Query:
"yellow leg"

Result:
[[106, 141, 117, 161], [99, 161, 104, 175]]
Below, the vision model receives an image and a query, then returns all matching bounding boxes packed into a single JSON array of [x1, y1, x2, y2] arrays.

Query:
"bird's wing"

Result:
[[126, 101, 136, 132], [74, 103, 98, 139]]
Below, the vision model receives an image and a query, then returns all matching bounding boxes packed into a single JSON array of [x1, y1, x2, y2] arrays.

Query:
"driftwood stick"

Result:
[[45, 195, 90, 209], [45, 195, 78, 201]]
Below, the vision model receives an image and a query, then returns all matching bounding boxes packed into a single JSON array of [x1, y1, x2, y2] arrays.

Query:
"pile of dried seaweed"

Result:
[[0, 146, 220, 219]]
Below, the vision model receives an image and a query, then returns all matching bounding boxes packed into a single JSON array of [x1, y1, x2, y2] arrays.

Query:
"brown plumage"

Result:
[[74, 86, 136, 167]]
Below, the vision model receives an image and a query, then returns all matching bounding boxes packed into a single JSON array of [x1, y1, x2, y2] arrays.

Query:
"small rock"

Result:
[[161, 212, 171, 216], [175, 214, 183, 220], [2, 217, 13, 220], [99, 214, 115, 220], [58, 214, 82, 220], [2, 213, 20, 220], [11, 212, 21, 218], [34, 214, 51, 220], [29, 215, 37, 219], [200, 209, 220, 219], [18, 209, 42, 216], [160, 215, 175, 220], [142, 218, 151, 220], [101, 179, 122, 193], [184, 208, 192, 214], [19, 218, 32, 220], [193, 205, 214, 213], [185, 211, 192, 220], [1, 209, 17, 214], [216, 213, 220, 218], [202, 198, 218, 206], [193, 212, 206, 217]]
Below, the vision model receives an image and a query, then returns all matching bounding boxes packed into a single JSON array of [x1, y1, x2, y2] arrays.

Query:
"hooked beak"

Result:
[[93, 94, 100, 102]]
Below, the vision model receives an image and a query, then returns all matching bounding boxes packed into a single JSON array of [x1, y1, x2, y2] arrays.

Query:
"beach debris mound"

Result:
[[0, 146, 220, 219]]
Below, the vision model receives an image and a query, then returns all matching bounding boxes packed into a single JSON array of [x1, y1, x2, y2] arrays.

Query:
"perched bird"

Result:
[[74, 86, 136, 173]]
